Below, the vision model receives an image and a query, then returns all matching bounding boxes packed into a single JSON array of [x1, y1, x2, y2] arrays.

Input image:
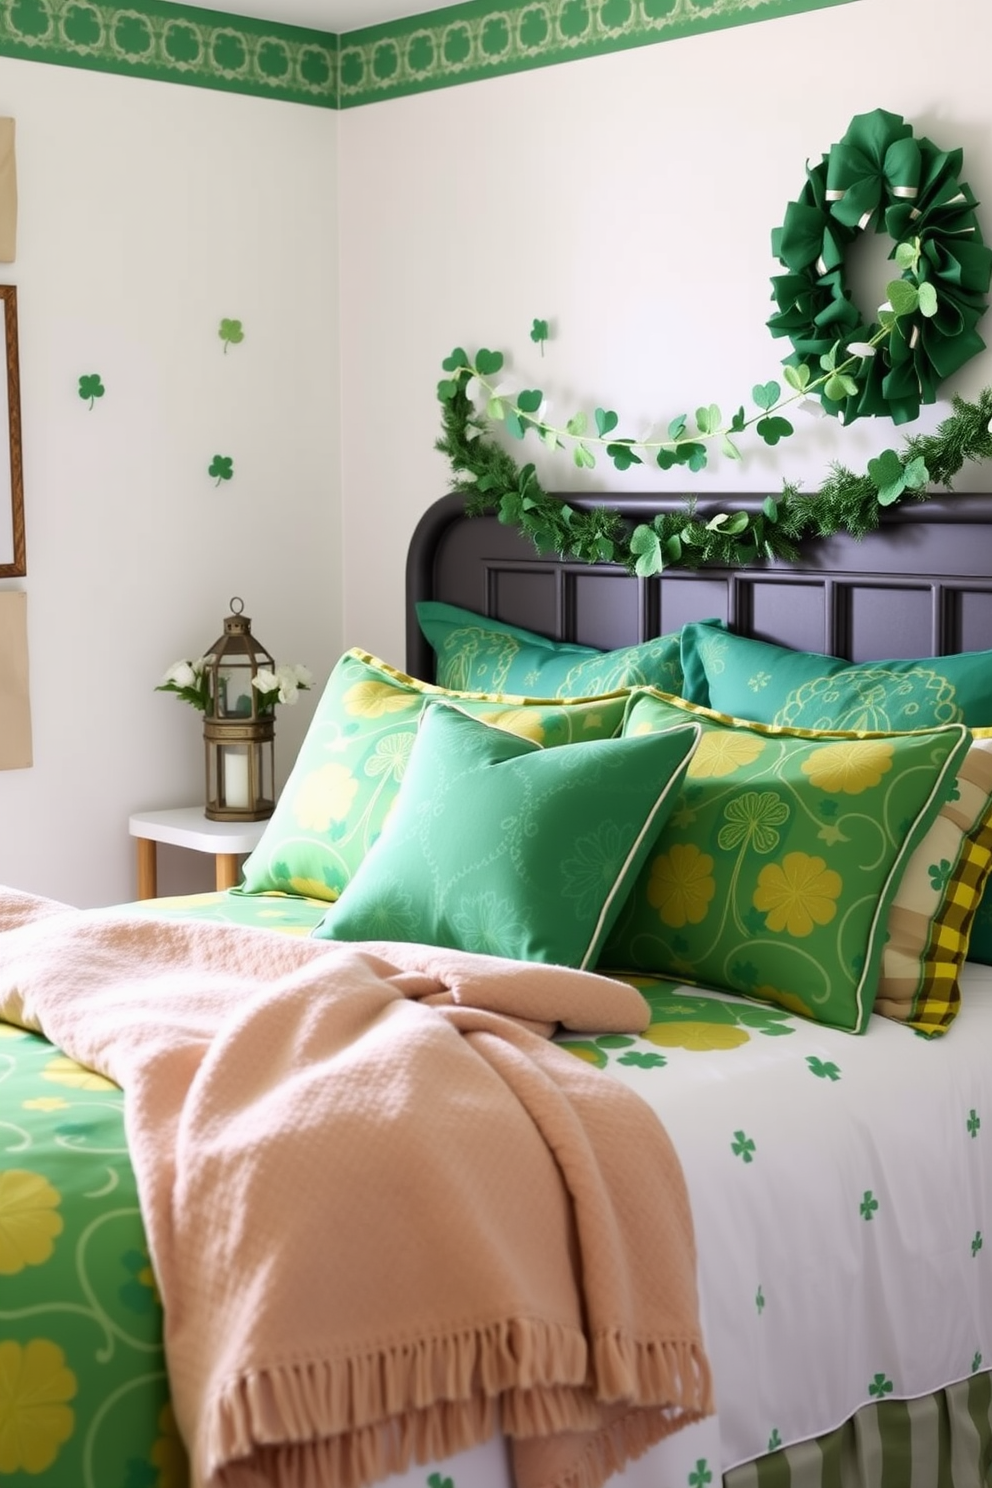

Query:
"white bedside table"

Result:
[[128, 807, 267, 900]]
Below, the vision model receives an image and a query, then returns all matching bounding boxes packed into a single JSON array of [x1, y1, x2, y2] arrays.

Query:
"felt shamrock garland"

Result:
[[435, 109, 992, 577], [437, 374, 992, 576]]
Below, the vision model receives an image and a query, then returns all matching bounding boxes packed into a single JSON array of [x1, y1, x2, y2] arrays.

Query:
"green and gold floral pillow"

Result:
[[599, 689, 972, 1033], [679, 621, 992, 968], [679, 620, 992, 730], [313, 702, 701, 969], [416, 601, 707, 698], [237, 649, 631, 904]]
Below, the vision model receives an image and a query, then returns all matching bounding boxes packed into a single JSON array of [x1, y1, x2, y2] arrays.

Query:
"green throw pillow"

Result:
[[680, 620, 992, 730], [237, 649, 633, 904], [679, 620, 992, 968], [313, 702, 701, 969], [599, 689, 972, 1032], [416, 601, 709, 698]]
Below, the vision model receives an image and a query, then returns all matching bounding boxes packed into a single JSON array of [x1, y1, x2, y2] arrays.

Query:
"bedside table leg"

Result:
[[215, 853, 241, 891], [136, 839, 157, 901]]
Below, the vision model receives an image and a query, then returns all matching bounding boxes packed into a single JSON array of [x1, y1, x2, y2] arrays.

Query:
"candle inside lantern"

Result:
[[223, 747, 250, 809]]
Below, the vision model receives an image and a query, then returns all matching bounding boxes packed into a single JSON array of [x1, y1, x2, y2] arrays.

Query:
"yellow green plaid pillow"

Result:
[[875, 731, 992, 1034]]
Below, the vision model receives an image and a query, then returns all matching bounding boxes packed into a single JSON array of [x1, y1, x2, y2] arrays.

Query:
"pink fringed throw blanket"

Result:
[[0, 887, 712, 1488]]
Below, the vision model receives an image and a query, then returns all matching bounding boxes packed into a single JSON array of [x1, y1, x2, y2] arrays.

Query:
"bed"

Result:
[[4, 487, 992, 1488]]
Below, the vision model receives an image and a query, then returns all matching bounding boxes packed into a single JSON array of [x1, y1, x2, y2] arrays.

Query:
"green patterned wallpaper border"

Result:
[[0, 0, 338, 106], [340, 0, 857, 109], [0, 0, 857, 109]]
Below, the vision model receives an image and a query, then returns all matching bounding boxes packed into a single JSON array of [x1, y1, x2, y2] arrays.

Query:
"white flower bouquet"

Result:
[[157, 658, 311, 716]]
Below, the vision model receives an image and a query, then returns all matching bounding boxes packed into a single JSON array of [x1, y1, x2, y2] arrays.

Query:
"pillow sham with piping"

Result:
[[312, 701, 701, 969], [679, 620, 992, 730], [417, 600, 723, 699], [679, 620, 992, 968], [598, 688, 973, 1034], [236, 649, 632, 905]]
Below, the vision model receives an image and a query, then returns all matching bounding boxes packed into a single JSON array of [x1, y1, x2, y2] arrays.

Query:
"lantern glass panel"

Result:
[[218, 661, 255, 719]]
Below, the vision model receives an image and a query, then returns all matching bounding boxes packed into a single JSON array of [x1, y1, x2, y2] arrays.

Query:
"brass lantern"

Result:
[[202, 598, 276, 822]]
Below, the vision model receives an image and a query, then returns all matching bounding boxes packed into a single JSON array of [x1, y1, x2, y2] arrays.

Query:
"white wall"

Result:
[[0, 58, 341, 907], [337, 0, 992, 667]]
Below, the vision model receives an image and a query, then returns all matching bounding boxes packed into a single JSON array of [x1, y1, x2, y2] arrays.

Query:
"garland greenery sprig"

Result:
[[436, 365, 992, 577]]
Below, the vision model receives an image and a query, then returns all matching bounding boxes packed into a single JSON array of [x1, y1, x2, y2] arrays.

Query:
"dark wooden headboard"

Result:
[[406, 491, 992, 682]]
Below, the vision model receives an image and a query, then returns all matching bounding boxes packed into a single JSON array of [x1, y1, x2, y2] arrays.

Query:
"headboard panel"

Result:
[[406, 491, 992, 681]]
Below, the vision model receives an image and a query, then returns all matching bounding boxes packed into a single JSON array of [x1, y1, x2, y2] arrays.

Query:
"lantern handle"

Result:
[[229, 596, 244, 615]]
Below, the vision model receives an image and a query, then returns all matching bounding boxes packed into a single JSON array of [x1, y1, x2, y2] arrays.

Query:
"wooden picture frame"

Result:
[[0, 285, 24, 577]]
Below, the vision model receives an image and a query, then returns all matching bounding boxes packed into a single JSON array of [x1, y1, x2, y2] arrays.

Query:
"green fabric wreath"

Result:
[[768, 108, 992, 425]]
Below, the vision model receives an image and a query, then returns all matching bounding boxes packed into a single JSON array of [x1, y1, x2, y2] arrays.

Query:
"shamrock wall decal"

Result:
[[530, 317, 549, 355], [208, 455, 234, 486], [219, 318, 244, 353], [78, 374, 105, 409]]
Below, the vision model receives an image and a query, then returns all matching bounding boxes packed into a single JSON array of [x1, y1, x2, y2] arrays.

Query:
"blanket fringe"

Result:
[[212, 1318, 587, 1467], [514, 1396, 713, 1488], [218, 1396, 499, 1488], [590, 1329, 713, 1416], [504, 1334, 713, 1442], [509, 1336, 713, 1488], [211, 1323, 712, 1488]]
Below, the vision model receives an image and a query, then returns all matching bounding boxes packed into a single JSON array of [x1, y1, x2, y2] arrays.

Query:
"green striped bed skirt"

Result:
[[727, 1373, 992, 1488]]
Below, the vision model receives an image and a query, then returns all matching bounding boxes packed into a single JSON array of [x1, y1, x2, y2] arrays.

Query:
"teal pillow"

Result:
[[680, 620, 992, 730], [599, 689, 972, 1032], [416, 601, 707, 698], [312, 702, 701, 969]]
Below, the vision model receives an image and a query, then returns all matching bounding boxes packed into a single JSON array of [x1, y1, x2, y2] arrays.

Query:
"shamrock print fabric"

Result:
[[587, 966, 992, 1477]]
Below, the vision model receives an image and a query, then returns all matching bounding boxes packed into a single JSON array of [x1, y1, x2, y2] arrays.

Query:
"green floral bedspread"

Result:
[[0, 1023, 182, 1486]]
